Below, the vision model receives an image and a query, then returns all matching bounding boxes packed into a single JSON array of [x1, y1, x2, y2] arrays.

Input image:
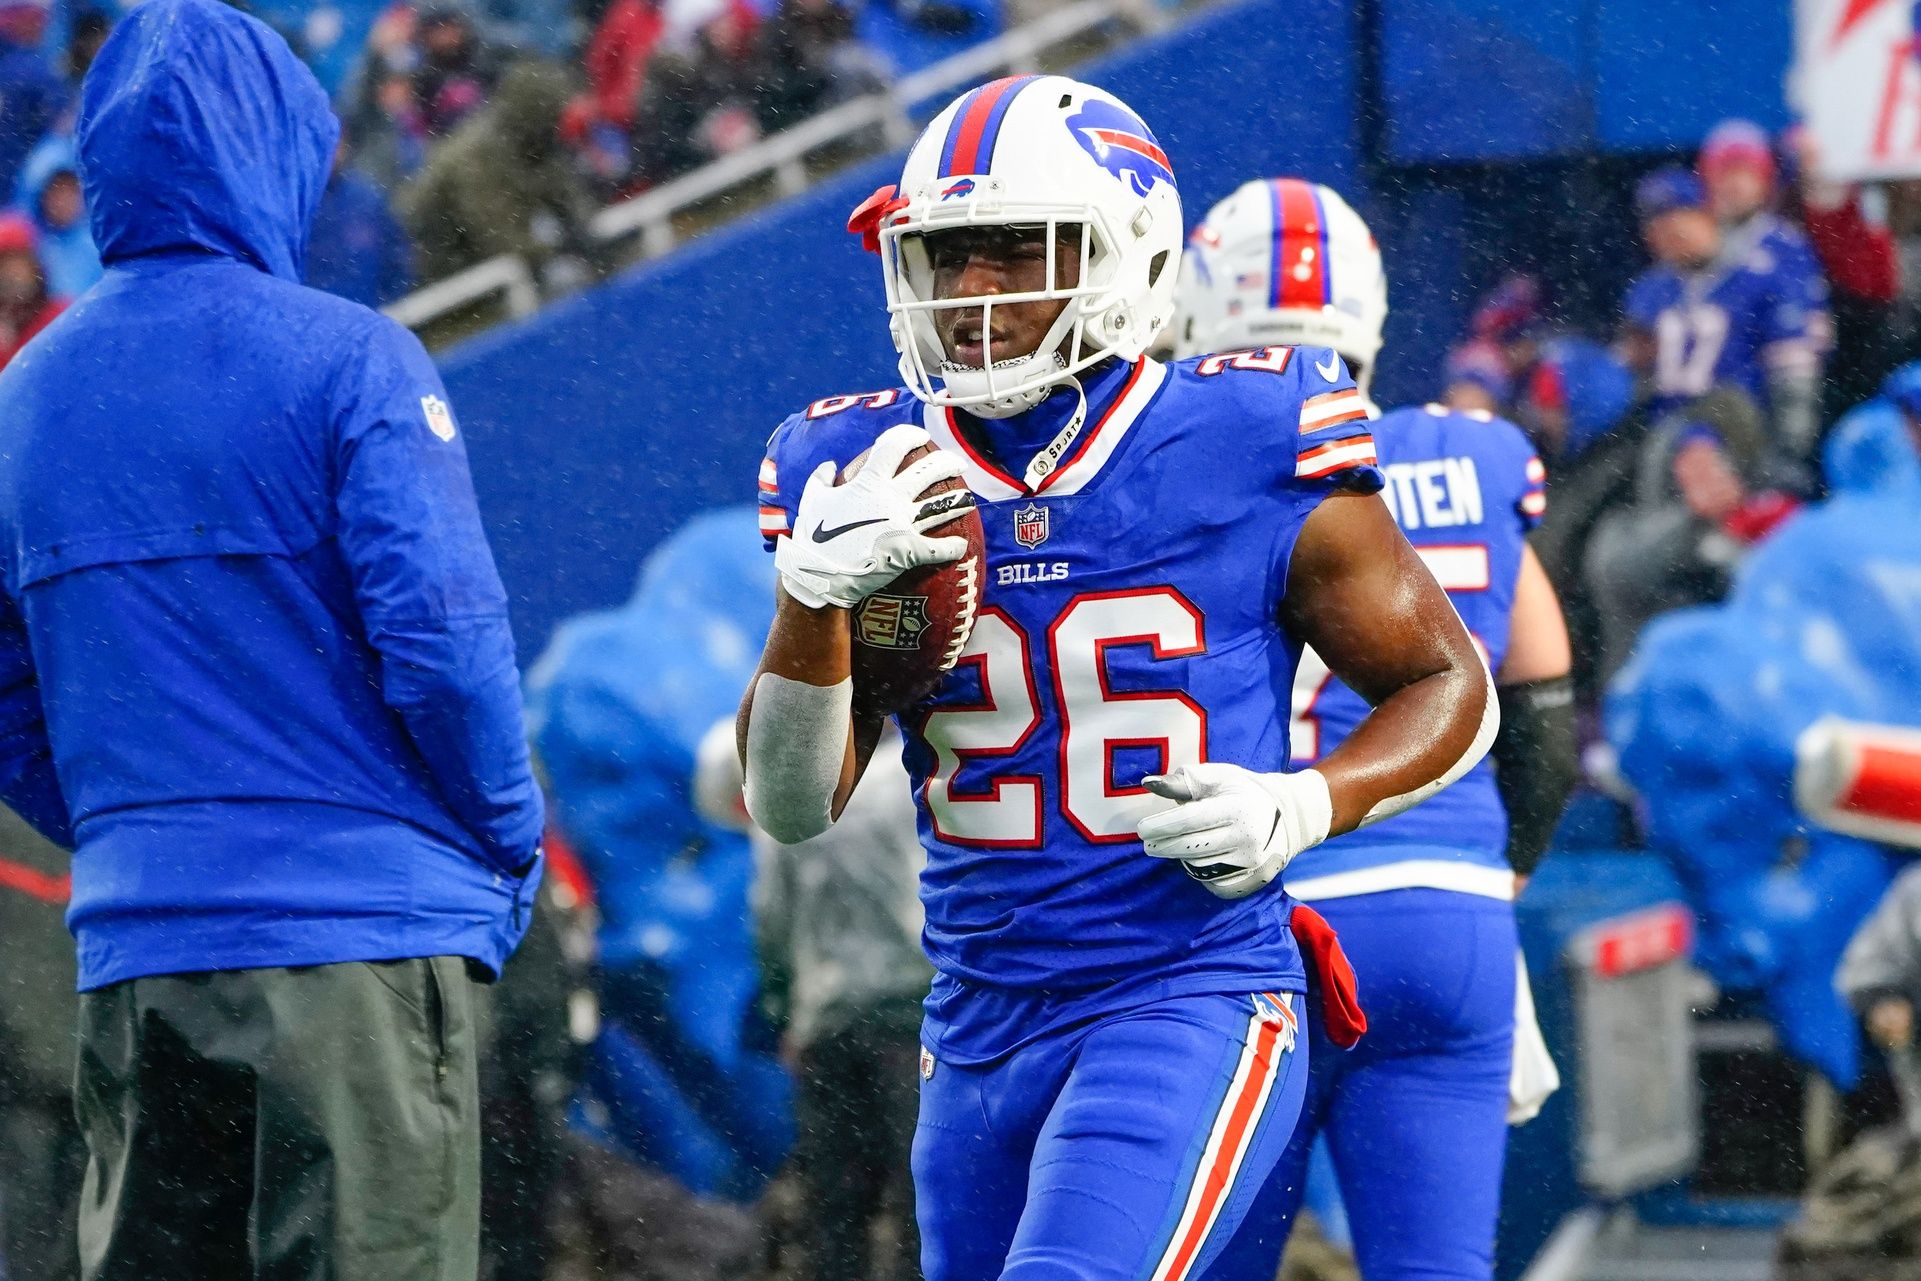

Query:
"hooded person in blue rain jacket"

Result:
[[14, 132, 102, 298], [0, 1, 542, 1275]]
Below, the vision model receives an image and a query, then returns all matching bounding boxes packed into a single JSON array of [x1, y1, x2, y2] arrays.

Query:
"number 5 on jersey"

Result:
[[920, 588, 1207, 847]]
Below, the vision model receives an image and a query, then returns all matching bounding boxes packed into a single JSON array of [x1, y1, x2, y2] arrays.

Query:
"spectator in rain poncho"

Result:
[[527, 506, 793, 1200], [400, 57, 598, 283], [1583, 385, 1798, 681], [14, 133, 100, 299], [1604, 374, 1921, 1086]]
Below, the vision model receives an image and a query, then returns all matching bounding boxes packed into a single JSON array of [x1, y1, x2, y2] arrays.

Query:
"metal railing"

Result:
[[383, 0, 1177, 334]]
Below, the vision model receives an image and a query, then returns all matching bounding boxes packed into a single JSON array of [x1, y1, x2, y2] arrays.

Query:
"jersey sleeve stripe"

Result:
[[1524, 456, 1546, 483], [1520, 492, 1547, 517], [1301, 387, 1362, 411], [1300, 404, 1371, 434], [759, 458, 778, 485], [1296, 437, 1377, 479]]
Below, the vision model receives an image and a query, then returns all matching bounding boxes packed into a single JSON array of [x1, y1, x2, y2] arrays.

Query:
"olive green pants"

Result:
[[75, 957, 481, 1281]]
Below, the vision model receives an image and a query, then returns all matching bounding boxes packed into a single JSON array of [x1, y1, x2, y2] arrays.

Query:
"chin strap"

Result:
[[1020, 374, 1089, 489]]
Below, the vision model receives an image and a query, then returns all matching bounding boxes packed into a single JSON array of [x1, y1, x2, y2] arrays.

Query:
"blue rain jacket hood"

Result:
[[77, 0, 339, 281], [0, 0, 542, 990]]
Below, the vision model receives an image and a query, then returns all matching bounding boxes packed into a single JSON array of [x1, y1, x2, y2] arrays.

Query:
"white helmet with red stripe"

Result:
[[1176, 178, 1386, 394], [855, 75, 1184, 418]]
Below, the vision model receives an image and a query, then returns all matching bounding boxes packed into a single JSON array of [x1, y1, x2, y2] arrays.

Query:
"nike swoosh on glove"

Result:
[[774, 423, 974, 610], [1136, 762, 1333, 900]]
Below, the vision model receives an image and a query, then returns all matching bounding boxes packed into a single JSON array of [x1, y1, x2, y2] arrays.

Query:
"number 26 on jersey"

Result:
[[919, 587, 1207, 848]]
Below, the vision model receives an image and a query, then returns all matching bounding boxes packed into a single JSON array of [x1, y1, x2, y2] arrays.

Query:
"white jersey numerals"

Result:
[[1653, 303, 1729, 398], [921, 608, 1044, 847], [921, 588, 1208, 847]]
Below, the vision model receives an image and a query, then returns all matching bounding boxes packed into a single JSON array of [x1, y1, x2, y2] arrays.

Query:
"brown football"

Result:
[[841, 441, 986, 716]]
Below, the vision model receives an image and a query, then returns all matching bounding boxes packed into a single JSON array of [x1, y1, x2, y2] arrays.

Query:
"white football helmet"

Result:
[[1176, 179, 1387, 395], [859, 75, 1184, 418]]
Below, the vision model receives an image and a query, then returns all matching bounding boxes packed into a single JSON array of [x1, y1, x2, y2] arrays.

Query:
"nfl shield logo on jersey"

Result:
[[420, 395, 457, 442], [1013, 503, 1049, 549]]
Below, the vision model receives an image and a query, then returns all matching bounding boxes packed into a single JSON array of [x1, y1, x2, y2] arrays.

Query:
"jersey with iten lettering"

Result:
[[1284, 403, 1543, 902], [758, 348, 1381, 1063]]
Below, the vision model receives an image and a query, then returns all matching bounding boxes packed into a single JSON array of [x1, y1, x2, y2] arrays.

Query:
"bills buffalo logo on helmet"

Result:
[[940, 177, 978, 200], [1065, 99, 1173, 198]]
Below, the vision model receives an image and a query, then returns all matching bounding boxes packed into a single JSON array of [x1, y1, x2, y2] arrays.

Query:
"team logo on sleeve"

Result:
[[856, 594, 930, 650], [1013, 502, 1050, 549], [1066, 100, 1173, 197], [420, 395, 457, 442]]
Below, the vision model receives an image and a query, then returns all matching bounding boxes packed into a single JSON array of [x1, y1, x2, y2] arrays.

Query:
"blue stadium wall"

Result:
[[443, 0, 1792, 661]]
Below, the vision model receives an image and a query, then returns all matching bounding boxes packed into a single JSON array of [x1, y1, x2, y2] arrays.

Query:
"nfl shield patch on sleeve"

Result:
[[420, 395, 458, 442]]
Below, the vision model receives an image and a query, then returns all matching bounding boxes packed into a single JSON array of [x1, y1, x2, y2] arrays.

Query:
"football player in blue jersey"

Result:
[[1620, 163, 1829, 472], [1177, 179, 1581, 1281], [737, 77, 1499, 1281]]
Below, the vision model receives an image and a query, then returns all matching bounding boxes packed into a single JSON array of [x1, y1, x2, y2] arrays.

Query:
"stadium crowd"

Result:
[[0, 0, 1014, 325], [1434, 119, 1916, 698], [2, 2, 1921, 1277]]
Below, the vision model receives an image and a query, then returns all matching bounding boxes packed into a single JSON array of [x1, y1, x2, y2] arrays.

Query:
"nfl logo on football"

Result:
[[1013, 502, 1049, 549]]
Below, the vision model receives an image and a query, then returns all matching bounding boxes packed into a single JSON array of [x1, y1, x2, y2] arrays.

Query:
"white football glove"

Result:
[[774, 423, 974, 610], [1136, 763, 1333, 900]]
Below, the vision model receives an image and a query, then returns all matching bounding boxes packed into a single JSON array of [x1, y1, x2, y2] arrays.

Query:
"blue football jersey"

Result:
[[1283, 404, 1544, 899], [759, 348, 1382, 1063], [1623, 212, 1829, 416]]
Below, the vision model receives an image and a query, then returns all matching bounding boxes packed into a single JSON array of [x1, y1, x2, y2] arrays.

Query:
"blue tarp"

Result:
[[1605, 440, 1921, 1085]]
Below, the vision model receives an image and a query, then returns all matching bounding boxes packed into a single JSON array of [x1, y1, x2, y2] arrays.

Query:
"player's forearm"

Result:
[[757, 587, 854, 689], [1312, 658, 1498, 836], [736, 589, 865, 843]]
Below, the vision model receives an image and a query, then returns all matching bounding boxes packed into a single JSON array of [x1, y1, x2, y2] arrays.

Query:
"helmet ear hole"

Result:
[[1149, 250, 1170, 287], [1058, 93, 1073, 109]]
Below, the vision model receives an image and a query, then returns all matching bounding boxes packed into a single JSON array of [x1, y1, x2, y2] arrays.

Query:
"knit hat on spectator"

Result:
[[1634, 167, 1706, 222], [0, 0, 50, 44], [1698, 118, 1776, 190], [1674, 420, 1726, 453], [1470, 274, 1545, 345], [0, 211, 40, 258], [1445, 340, 1513, 404]]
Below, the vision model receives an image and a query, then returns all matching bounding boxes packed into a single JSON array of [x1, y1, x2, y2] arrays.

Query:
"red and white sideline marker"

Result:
[[1795, 717, 1921, 850]]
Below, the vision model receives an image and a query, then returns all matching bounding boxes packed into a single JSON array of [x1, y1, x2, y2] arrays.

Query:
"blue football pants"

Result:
[[1208, 889, 1517, 1281], [914, 990, 1310, 1281]]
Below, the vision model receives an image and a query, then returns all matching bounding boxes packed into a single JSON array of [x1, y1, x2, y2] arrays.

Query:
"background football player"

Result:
[[1178, 179, 1580, 1281], [739, 78, 1498, 1281]]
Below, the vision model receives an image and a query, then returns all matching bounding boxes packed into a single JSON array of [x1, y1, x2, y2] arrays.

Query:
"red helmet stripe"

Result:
[[1271, 179, 1330, 311], [942, 76, 1039, 177]]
